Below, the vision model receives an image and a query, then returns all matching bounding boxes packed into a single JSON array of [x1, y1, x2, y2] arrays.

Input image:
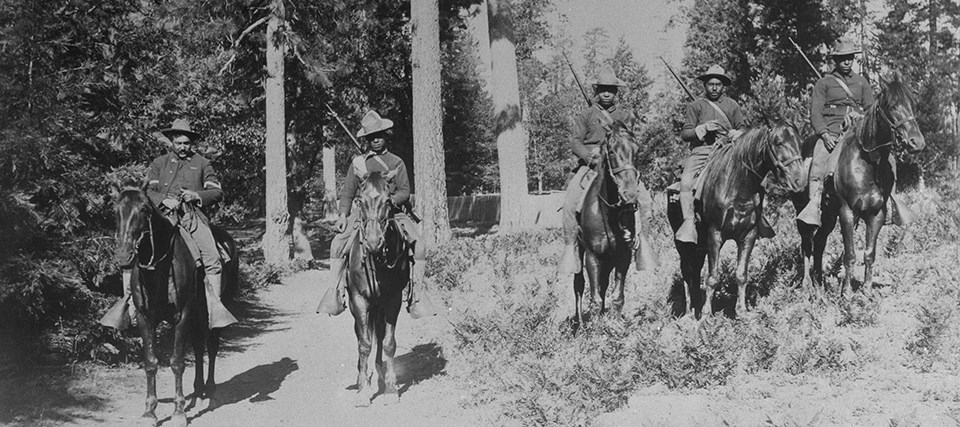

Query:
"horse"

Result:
[[791, 74, 924, 295], [573, 121, 644, 325], [667, 124, 805, 318], [113, 186, 237, 426], [345, 172, 411, 406]]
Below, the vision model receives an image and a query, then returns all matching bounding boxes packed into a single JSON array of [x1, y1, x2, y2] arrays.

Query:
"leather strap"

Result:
[[704, 99, 733, 130], [829, 75, 856, 101]]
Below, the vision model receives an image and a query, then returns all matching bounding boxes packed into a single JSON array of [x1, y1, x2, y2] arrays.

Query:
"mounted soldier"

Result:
[[102, 118, 238, 329], [557, 65, 656, 275], [675, 65, 751, 243], [318, 110, 431, 318]]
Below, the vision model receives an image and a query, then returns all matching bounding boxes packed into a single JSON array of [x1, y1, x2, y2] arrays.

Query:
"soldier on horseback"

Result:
[[675, 65, 748, 243], [557, 65, 655, 274], [103, 118, 238, 329], [798, 38, 914, 226], [319, 110, 430, 318]]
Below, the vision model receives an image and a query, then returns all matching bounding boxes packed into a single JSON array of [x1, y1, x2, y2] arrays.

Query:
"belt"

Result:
[[823, 104, 859, 114]]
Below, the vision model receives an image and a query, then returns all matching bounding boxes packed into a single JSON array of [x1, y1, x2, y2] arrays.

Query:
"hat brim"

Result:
[[829, 49, 861, 57], [161, 129, 200, 140], [697, 74, 732, 86], [591, 79, 626, 87], [356, 119, 394, 138]]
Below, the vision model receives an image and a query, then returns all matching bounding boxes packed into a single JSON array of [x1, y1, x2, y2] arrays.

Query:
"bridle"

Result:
[[744, 129, 803, 182], [865, 100, 917, 153], [597, 138, 639, 210], [118, 191, 172, 271]]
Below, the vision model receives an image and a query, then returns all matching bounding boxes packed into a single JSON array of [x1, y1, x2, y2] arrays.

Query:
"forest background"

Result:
[[0, 0, 957, 366]]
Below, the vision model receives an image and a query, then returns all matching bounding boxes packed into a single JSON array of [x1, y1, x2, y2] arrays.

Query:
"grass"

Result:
[[426, 183, 960, 426]]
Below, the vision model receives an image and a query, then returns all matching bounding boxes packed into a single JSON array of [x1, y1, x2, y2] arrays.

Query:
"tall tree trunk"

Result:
[[287, 131, 313, 261], [468, 0, 492, 90], [263, 0, 289, 265], [411, 0, 451, 250], [488, 0, 530, 232], [322, 144, 337, 220]]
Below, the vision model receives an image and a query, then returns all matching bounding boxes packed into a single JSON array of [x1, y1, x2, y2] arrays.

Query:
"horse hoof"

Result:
[[353, 392, 371, 407], [137, 414, 158, 427], [170, 412, 189, 427], [379, 392, 400, 406]]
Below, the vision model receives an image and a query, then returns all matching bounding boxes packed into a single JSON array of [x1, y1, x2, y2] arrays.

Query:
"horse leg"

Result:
[[734, 234, 757, 317], [353, 302, 374, 407], [611, 252, 629, 315], [862, 211, 884, 290], [838, 202, 858, 296], [596, 259, 612, 315], [169, 311, 189, 427], [189, 324, 205, 409], [135, 313, 159, 426], [584, 252, 601, 316], [204, 328, 221, 409], [380, 291, 402, 405], [701, 231, 723, 317], [573, 271, 585, 326]]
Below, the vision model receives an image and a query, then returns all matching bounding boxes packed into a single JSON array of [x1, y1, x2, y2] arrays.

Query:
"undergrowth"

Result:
[[432, 185, 960, 426]]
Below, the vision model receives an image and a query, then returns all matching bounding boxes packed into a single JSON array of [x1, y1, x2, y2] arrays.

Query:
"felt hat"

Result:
[[829, 38, 861, 56], [160, 118, 201, 141], [590, 65, 626, 87], [697, 65, 732, 86], [356, 110, 394, 138]]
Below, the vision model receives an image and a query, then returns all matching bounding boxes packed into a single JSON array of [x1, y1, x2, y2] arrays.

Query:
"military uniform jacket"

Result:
[[810, 71, 875, 136], [146, 153, 223, 216], [339, 150, 411, 216], [569, 104, 635, 164], [680, 96, 746, 148]]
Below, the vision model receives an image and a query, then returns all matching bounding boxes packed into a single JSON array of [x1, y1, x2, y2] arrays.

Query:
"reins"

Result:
[[862, 99, 916, 153]]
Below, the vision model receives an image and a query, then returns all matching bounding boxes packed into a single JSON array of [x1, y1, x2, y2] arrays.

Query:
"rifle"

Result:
[[658, 56, 695, 102], [788, 37, 823, 80], [561, 50, 592, 107], [324, 103, 364, 153]]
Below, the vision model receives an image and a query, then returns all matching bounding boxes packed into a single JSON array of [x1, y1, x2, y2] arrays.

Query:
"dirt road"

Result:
[[41, 269, 493, 427]]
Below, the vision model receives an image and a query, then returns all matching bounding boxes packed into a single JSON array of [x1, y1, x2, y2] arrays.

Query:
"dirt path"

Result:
[[45, 269, 491, 427]]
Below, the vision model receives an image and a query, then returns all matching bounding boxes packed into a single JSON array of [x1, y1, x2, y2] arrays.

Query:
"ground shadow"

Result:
[[183, 357, 299, 423], [0, 364, 111, 426], [394, 343, 446, 395]]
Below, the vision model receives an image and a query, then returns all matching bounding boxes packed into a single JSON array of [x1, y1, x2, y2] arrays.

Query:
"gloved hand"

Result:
[[180, 189, 200, 204], [335, 214, 347, 233], [727, 129, 744, 140], [589, 151, 603, 168], [822, 132, 838, 151], [161, 198, 179, 210]]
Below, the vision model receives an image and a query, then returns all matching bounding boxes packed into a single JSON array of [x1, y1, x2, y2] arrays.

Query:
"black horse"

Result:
[[108, 186, 237, 426], [668, 125, 805, 318], [792, 74, 925, 295], [345, 172, 411, 406], [573, 121, 644, 325]]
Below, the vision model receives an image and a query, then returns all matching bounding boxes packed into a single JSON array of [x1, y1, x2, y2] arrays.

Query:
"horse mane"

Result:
[[702, 127, 770, 178]]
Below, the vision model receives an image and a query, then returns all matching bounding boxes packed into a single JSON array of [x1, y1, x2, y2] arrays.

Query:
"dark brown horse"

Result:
[[346, 172, 411, 406], [668, 125, 805, 318], [113, 187, 236, 426], [573, 121, 643, 325], [791, 74, 924, 294]]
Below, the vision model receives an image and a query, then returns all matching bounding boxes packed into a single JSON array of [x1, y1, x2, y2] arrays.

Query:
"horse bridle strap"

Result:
[[865, 104, 916, 153]]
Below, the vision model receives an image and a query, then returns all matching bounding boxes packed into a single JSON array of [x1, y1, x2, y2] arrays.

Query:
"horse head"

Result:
[[601, 121, 642, 206], [763, 124, 806, 192], [358, 172, 393, 255], [875, 72, 925, 153], [114, 185, 151, 268]]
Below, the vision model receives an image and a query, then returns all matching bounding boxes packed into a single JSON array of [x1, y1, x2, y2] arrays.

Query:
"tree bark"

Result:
[[411, 0, 451, 250], [322, 144, 337, 220], [487, 0, 530, 232], [263, 0, 290, 265]]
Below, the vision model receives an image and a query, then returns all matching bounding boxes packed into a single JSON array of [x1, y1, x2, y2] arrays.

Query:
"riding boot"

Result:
[[558, 218, 582, 274], [408, 260, 438, 319], [99, 269, 134, 329], [757, 215, 776, 239], [317, 257, 347, 316], [205, 274, 238, 329], [633, 211, 659, 271], [798, 179, 823, 227], [675, 191, 698, 243]]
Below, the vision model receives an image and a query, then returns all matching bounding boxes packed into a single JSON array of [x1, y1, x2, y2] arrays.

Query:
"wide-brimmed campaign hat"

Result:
[[160, 118, 201, 141], [697, 65, 731, 86], [356, 110, 394, 138], [590, 65, 626, 87], [829, 38, 861, 56]]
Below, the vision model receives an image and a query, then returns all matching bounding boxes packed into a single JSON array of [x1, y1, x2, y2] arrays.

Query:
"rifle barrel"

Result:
[[561, 51, 592, 107], [788, 37, 823, 80], [659, 56, 695, 102], [325, 103, 364, 153]]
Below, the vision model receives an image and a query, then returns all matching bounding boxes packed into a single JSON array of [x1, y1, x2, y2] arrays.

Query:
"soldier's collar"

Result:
[[595, 103, 618, 113]]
